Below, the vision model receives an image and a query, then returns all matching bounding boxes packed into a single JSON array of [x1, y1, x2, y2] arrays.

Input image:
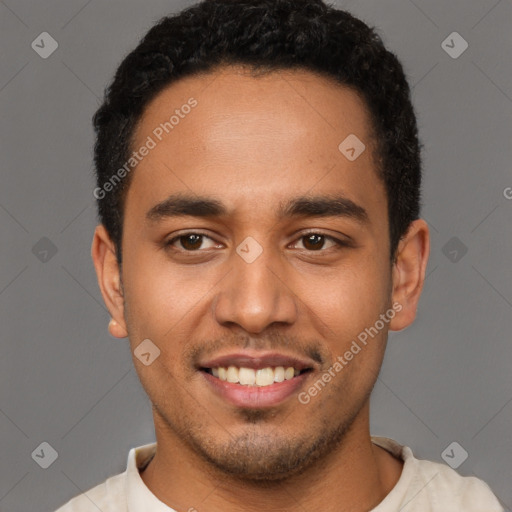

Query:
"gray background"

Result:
[[1, 0, 511, 510]]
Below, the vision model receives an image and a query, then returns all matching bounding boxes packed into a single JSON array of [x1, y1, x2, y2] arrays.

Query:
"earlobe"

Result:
[[389, 219, 430, 332], [91, 225, 128, 338], [108, 318, 128, 338]]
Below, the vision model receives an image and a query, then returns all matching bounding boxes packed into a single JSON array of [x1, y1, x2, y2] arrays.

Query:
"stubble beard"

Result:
[[153, 396, 364, 484]]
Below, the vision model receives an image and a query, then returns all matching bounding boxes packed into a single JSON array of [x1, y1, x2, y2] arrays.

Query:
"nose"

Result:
[[212, 242, 298, 334]]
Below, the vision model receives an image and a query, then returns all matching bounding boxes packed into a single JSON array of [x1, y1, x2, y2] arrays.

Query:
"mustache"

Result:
[[182, 331, 327, 367]]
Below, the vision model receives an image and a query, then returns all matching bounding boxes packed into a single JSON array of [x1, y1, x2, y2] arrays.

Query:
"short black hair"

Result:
[[92, 0, 422, 265]]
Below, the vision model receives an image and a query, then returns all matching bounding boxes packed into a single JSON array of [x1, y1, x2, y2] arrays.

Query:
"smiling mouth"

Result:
[[200, 366, 313, 387]]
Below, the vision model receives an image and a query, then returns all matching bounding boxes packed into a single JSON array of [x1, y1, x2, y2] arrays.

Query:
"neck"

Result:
[[141, 403, 403, 512]]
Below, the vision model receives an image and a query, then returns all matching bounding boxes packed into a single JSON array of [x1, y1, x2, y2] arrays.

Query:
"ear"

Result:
[[91, 224, 128, 338], [389, 219, 430, 332]]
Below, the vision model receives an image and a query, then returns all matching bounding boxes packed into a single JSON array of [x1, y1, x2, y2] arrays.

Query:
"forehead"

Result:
[[134, 65, 375, 151], [126, 65, 385, 225]]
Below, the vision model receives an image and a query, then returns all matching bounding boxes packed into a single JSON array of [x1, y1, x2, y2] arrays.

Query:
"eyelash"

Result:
[[164, 231, 350, 253]]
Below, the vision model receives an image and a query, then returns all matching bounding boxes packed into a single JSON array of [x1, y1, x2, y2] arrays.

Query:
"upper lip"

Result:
[[198, 351, 317, 371]]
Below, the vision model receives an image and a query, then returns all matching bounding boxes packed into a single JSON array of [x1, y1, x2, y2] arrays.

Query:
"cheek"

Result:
[[304, 256, 391, 335], [122, 250, 211, 332]]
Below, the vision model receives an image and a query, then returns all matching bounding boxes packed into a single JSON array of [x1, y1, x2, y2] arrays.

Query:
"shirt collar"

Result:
[[126, 442, 176, 512]]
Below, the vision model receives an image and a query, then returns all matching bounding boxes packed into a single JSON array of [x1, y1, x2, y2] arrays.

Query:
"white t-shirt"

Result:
[[55, 436, 503, 511]]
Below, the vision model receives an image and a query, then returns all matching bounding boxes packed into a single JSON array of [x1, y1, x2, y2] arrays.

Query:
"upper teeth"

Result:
[[211, 366, 300, 386]]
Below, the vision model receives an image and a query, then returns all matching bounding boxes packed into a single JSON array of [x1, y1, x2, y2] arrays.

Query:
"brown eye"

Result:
[[166, 233, 218, 251], [302, 234, 326, 250], [293, 233, 342, 251], [179, 234, 203, 250]]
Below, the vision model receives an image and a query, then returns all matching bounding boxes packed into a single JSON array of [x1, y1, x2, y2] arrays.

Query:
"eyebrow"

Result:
[[145, 193, 369, 225]]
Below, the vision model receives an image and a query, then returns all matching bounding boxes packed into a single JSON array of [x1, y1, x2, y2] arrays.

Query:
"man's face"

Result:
[[114, 66, 398, 479]]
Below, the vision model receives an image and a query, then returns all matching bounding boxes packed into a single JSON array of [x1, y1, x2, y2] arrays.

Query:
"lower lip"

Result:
[[201, 370, 311, 408]]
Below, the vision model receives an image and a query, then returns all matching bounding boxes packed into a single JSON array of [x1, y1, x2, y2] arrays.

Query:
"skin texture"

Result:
[[92, 65, 429, 512]]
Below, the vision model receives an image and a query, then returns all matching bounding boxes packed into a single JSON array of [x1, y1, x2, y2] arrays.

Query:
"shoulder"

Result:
[[372, 436, 503, 511], [413, 455, 503, 510], [54, 443, 157, 511], [54, 471, 127, 512]]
